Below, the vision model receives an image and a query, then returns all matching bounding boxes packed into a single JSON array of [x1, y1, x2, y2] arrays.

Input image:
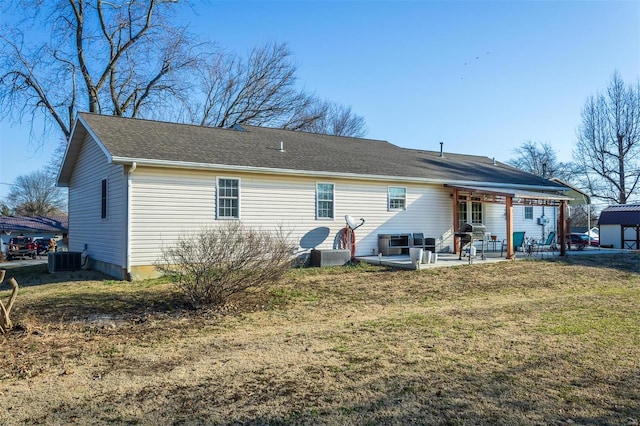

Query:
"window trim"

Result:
[[471, 199, 483, 224], [388, 186, 407, 211], [101, 178, 108, 220], [458, 196, 484, 226], [316, 182, 335, 220], [216, 177, 241, 220], [524, 206, 534, 220]]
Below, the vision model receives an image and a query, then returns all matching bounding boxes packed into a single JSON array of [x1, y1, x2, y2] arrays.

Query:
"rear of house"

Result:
[[58, 113, 572, 280]]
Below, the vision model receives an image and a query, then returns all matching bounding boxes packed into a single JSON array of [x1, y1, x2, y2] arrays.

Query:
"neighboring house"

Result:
[[0, 215, 68, 254], [549, 178, 593, 244], [598, 204, 640, 249], [57, 113, 572, 280]]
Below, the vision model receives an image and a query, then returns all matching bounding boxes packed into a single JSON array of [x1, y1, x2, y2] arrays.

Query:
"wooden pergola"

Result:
[[446, 185, 573, 259]]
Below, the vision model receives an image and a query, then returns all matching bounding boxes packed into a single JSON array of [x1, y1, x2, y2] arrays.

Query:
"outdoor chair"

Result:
[[413, 233, 436, 254], [535, 231, 557, 257], [412, 233, 425, 249], [500, 231, 526, 257], [425, 237, 436, 254]]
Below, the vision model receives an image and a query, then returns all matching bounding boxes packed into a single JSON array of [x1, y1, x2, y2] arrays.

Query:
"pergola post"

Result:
[[506, 195, 514, 259], [559, 200, 567, 256], [452, 188, 459, 254]]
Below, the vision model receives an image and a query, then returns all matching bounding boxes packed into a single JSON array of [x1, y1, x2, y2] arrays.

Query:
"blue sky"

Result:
[[1, 0, 639, 200]]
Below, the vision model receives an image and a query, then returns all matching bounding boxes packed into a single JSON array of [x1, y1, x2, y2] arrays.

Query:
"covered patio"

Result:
[[446, 184, 573, 260], [358, 183, 575, 269]]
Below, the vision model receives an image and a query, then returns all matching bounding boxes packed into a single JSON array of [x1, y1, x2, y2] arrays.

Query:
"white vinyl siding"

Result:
[[127, 169, 456, 265], [129, 168, 216, 264], [68, 133, 127, 268], [125, 165, 562, 267], [599, 224, 620, 249]]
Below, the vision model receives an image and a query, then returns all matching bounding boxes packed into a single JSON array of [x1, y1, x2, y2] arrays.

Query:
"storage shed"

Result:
[[598, 204, 640, 249]]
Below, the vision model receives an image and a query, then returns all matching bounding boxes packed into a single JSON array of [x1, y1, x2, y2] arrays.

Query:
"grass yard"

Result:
[[1, 255, 639, 425]]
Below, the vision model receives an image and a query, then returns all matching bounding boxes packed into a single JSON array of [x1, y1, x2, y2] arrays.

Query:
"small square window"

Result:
[[524, 206, 533, 220]]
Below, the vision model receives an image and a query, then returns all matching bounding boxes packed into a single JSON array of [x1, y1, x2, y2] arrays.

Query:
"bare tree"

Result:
[[0, 0, 200, 141], [7, 169, 66, 216], [190, 42, 367, 136], [574, 72, 640, 204], [1, 1, 367, 155], [569, 204, 599, 230], [288, 101, 367, 137], [156, 222, 294, 308], [508, 141, 573, 181], [192, 43, 309, 128]]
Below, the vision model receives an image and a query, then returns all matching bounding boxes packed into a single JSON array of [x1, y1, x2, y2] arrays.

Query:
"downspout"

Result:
[[126, 162, 137, 280]]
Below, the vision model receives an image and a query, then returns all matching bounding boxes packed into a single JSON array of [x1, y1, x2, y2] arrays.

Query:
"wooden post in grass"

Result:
[[0, 269, 19, 333]]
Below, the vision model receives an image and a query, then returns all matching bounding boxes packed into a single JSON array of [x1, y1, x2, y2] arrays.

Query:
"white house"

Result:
[[57, 113, 572, 280]]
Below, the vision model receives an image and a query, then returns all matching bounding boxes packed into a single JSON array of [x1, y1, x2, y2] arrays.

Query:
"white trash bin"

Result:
[[423, 250, 432, 264], [431, 253, 438, 263], [409, 248, 424, 266]]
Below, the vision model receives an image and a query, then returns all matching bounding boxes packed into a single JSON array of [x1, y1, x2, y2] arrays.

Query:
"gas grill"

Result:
[[455, 223, 489, 262]]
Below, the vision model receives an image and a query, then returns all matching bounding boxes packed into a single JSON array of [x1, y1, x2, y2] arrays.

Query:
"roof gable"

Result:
[[58, 113, 566, 190]]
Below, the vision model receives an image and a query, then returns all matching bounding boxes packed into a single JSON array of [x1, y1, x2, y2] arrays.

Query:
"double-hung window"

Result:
[[388, 186, 406, 210], [316, 183, 334, 219], [217, 178, 240, 219]]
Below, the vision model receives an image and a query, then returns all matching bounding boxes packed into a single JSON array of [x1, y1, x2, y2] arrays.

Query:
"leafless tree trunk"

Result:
[[1, 2, 367, 152], [0, 0, 200, 141], [574, 72, 640, 204]]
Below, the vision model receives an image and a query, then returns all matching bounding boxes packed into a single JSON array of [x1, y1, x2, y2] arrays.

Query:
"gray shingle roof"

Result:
[[64, 112, 564, 188], [0, 215, 68, 234]]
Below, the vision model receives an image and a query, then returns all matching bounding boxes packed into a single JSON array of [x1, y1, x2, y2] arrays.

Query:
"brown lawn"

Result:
[[1, 255, 639, 425]]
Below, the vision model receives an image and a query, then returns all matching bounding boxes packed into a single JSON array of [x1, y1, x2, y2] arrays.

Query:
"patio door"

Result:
[[458, 196, 483, 228]]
